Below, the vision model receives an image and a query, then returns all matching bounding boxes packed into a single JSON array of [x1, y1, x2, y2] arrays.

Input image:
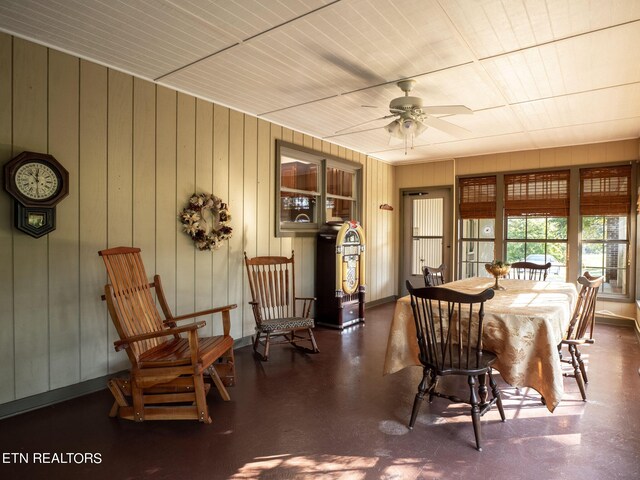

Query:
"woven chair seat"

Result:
[[258, 317, 315, 333]]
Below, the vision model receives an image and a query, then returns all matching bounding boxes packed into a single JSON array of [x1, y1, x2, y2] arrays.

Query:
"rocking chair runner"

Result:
[[99, 246, 237, 423], [244, 251, 319, 360]]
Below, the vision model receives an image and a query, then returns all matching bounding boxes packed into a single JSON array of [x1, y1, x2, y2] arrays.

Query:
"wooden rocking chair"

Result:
[[244, 251, 319, 361], [99, 246, 237, 423]]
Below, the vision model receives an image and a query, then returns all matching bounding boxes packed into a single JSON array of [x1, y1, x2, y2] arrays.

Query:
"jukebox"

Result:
[[315, 221, 366, 329]]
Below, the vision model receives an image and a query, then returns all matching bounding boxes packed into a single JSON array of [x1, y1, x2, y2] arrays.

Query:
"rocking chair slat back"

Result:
[[99, 247, 165, 360], [246, 255, 296, 322]]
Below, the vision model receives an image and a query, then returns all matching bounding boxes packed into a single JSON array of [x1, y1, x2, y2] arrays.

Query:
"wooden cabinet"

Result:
[[281, 161, 317, 191]]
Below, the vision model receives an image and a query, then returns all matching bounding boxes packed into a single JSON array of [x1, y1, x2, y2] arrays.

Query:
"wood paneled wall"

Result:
[[0, 34, 396, 405]]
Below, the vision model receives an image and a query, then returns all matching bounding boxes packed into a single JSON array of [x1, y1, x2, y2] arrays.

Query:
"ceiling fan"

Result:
[[337, 79, 473, 153]]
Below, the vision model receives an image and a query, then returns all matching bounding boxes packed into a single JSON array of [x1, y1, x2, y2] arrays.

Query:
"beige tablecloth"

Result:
[[383, 277, 578, 412]]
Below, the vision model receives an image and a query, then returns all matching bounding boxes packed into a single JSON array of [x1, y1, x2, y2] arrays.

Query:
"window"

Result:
[[459, 176, 496, 279], [457, 164, 635, 298], [326, 164, 356, 222], [276, 141, 361, 236], [504, 171, 570, 281], [580, 166, 632, 295]]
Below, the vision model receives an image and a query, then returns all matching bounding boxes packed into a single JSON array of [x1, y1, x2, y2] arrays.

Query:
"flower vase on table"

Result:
[[485, 261, 511, 290]]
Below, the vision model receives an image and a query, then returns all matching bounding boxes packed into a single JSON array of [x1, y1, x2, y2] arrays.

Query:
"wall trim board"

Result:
[[0, 373, 118, 420], [365, 296, 396, 309], [0, 337, 253, 420]]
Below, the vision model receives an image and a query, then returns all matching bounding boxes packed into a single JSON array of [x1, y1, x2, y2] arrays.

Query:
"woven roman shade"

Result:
[[459, 176, 496, 219], [580, 165, 631, 215], [504, 170, 570, 217]]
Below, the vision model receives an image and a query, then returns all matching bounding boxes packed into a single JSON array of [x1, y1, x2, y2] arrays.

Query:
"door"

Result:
[[400, 189, 452, 296]]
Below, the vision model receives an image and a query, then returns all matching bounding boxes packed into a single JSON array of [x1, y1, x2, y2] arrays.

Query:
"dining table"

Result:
[[383, 277, 579, 412]]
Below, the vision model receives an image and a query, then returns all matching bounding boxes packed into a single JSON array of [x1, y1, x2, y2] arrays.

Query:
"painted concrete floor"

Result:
[[0, 301, 638, 479]]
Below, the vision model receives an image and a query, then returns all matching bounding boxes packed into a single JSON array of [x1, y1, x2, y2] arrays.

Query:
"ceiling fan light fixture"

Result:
[[385, 119, 403, 139]]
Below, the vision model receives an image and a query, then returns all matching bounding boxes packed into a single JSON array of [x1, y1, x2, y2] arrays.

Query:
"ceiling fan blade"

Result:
[[361, 105, 381, 108], [335, 114, 397, 134], [421, 105, 473, 115], [421, 116, 470, 138]]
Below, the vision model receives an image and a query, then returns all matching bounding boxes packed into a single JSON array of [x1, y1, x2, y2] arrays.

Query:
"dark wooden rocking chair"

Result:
[[244, 251, 319, 361], [99, 246, 237, 423]]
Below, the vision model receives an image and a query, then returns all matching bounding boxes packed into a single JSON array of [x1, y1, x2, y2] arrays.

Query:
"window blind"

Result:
[[504, 170, 570, 217], [580, 165, 631, 215], [459, 176, 496, 219]]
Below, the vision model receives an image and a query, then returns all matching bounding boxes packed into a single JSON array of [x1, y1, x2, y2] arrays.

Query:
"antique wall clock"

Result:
[[4, 151, 69, 238]]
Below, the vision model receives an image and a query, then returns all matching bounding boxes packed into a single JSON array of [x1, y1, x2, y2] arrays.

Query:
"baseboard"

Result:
[[0, 374, 117, 420], [0, 336, 253, 420], [595, 315, 635, 328], [366, 296, 397, 309]]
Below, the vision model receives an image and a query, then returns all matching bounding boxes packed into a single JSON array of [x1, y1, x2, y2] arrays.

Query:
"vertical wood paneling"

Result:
[[107, 69, 133, 373], [256, 119, 270, 256], [48, 50, 80, 389], [280, 128, 293, 256], [367, 157, 377, 298], [381, 163, 390, 295], [269, 124, 282, 256], [79, 60, 108, 381], [0, 33, 14, 403], [243, 115, 257, 333], [194, 99, 214, 335], [212, 104, 230, 335], [0, 36, 405, 407], [175, 93, 196, 316], [228, 110, 244, 338], [107, 70, 133, 247], [155, 86, 177, 313], [132, 79, 156, 271], [12, 39, 49, 399]]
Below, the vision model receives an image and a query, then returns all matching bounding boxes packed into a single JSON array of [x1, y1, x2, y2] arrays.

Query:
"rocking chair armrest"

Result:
[[114, 321, 206, 351], [164, 303, 238, 324]]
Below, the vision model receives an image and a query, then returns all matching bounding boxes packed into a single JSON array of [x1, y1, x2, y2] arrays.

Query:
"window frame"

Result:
[[455, 162, 636, 301], [276, 140, 362, 237]]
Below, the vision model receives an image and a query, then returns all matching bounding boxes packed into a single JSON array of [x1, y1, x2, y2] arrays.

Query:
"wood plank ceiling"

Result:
[[0, 0, 639, 164]]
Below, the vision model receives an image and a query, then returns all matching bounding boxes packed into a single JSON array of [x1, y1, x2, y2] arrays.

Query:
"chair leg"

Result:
[[569, 345, 587, 401], [488, 370, 506, 421], [263, 333, 271, 361], [208, 366, 231, 402], [308, 328, 319, 353], [468, 375, 482, 451], [253, 330, 269, 361], [131, 381, 145, 422], [478, 372, 488, 405], [193, 373, 212, 424], [575, 347, 588, 384], [409, 367, 431, 430], [427, 369, 437, 403]]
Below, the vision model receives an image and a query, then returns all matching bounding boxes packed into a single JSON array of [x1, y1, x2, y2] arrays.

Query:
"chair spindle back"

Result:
[[509, 261, 551, 281], [566, 273, 604, 341], [407, 280, 494, 371], [244, 252, 297, 323], [422, 264, 447, 287]]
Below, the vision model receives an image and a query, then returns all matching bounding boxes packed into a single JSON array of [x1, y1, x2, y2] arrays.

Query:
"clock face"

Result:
[[14, 162, 60, 200]]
